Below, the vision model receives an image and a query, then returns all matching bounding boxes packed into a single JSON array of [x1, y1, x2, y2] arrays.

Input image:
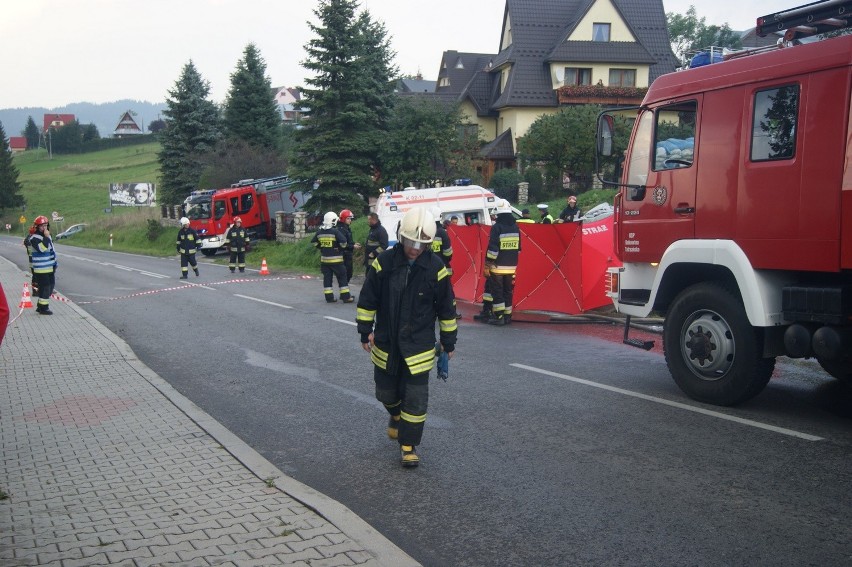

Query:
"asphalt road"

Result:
[[3, 237, 851, 566]]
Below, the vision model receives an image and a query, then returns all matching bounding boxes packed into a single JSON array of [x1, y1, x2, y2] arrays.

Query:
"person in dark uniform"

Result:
[[357, 207, 457, 468], [516, 208, 535, 223], [311, 212, 353, 303], [224, 216, 248, 273], [337, 209, 357, 282], [176, 217, 200, 279], [485, 200, 521, 326], [557, 195, 582, 223], [363, 212, 388, 273], [29, 216, 58, 315]]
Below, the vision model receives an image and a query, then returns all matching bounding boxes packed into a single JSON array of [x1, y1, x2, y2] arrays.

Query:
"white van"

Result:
[[376, 185, 520, 244]]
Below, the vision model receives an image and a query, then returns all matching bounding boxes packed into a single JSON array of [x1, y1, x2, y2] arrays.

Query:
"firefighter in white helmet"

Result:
[[356, 207, 458, 467], [176, 217, 200, 279], [484, 199, 521, 325], [311, 211, 353, 302]]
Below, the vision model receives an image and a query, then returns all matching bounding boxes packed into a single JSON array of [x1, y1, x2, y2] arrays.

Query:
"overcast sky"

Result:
[[2, 0, 783, 109]]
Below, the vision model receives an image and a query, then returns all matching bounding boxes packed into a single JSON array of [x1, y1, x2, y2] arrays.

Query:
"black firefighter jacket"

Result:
[[357, 245, 458, 376]]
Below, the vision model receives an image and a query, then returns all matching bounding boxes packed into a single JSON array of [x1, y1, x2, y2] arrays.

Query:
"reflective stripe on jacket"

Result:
[[311, 227, 347, 264], [356, 245, 457, 376], [30, 233, 56, 274]]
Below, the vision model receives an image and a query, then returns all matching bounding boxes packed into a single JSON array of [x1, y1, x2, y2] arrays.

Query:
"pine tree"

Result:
[[290, 0, 397, 213], [0, 121, 25, 211], [223, 44, 281, 150], [158, 61, 221, 204], [23, 116, 40, 150]]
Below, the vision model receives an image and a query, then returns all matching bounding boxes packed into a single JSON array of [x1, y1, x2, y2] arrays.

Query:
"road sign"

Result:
[[19, 216, 26, 224], [52, 211, 60, 220], [5, 224, 11, 231]]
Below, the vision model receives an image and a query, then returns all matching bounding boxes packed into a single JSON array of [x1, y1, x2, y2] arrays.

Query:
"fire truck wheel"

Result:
[[817, 357, 852, 384], [664, 282, 775, 406], [201, 249, 217, 257]]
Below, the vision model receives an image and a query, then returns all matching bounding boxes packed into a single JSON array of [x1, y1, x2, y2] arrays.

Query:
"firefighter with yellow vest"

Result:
[[224, 216, 248, 273], [311, 211, 353, 303], [29, 216, 58, 315], [485, 199, 521, 325], [356, 207, 458, 467]]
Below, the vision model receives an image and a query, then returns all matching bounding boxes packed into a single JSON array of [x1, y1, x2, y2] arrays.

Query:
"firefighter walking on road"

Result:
[[357, 207, 458, 468], [225, 216, 248, 273], [311, 212, 353, 303], [176, 217, 200, 279], [485, 199, 520, 325], [29, 216, 58, 315]]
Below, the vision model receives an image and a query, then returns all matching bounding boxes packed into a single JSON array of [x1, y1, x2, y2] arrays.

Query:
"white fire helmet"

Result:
[[398, 207, 436, 250], [180, 217, 190, 226], [429, 206, 443, 224], [495, 199, 512, 214], [321, 211, 339, 229]]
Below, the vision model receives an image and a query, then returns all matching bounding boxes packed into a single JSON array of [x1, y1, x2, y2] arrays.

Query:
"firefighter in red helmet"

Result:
[[29, 215, 58, 314], [337, 209, 360, 282], [224, 216, 248, 273]]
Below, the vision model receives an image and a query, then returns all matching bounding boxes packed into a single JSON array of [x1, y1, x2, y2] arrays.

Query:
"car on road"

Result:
[[55, 223, 87, 240]]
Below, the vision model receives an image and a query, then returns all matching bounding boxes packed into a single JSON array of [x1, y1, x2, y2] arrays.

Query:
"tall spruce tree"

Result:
[[0, 121, 25, 211], [290, 0, 397, 213], [158, 61, 220, 204], [223, 44, 281, 150], [23, 116, 40, 149]]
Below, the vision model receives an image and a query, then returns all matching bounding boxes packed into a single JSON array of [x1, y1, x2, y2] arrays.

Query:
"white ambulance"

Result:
[[376, 185, 521, 245]]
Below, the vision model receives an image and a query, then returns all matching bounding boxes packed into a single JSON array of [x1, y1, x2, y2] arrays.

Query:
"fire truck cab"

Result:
[[597, 0, 852, 405]]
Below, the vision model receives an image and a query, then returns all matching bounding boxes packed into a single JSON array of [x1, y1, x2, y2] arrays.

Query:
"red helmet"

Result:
[[34, 215, 49, 226], [339, 209, 354, 222], [233, 216, 242, 224]]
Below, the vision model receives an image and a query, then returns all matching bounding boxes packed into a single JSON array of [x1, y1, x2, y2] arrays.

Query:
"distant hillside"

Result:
[[0, 100, 168, 140]]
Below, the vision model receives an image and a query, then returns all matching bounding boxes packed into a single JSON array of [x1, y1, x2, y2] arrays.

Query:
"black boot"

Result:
[[488, 313, 506, 326], [194, 268, 200, 277], [473, 308, 492, 322]]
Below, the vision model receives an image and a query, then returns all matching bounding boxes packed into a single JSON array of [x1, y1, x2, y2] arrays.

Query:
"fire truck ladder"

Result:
[[757, 0, 851, 41]]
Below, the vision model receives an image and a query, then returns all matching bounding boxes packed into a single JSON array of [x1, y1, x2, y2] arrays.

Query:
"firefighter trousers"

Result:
[[374, 364, 429, 446], [33, 272, 55, 309], [489, 273, 515, 316], [321, 263, 351, 301], [229, 250, 245, 272], [180, 253, 198, 275]]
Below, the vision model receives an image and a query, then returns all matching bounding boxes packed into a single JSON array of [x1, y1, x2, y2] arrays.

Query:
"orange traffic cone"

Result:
[[259, 258, 270, 276], [19, 282, 34, 309]]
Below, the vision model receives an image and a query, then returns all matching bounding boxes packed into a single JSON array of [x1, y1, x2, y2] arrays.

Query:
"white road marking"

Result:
[[325, 316, 357, 326], [234, 294, 293, 309], [60, 253, 170, 278], [511, 363, 824, 442]]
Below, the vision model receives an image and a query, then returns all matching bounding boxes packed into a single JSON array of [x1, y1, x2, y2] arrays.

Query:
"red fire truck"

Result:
[[597, 0, 852, 405], [183, 176, 307, 256]]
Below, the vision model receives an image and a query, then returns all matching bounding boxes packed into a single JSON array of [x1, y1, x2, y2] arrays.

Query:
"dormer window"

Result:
[[593, 23, 611, 42], [455, 58, 464, 69]]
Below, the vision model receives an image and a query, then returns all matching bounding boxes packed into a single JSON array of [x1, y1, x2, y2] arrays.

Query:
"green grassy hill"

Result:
[[4, 144, 337, 272]]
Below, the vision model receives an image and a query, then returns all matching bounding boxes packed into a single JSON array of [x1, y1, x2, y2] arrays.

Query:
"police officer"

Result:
[[363, 212, 388, 272], [311, 211, 353, 303], [486, 200, 521, 326], [357, 207, 457, 467], [537, 203, 554, 224], [224, 216, 248, 273], [337, 209, 358, 282], [29, 216, 58, 315], [517, 208, 535, 223], [176, 217, 200, 279]]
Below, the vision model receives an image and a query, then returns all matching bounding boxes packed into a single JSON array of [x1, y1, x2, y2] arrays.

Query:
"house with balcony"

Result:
[[435, 0, 677, 181], [113, 111, 144, 137], [43, 113, 75, 132]]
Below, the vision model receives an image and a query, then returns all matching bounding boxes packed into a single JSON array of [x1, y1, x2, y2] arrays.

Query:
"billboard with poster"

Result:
[[109, 183, 156, 206]]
